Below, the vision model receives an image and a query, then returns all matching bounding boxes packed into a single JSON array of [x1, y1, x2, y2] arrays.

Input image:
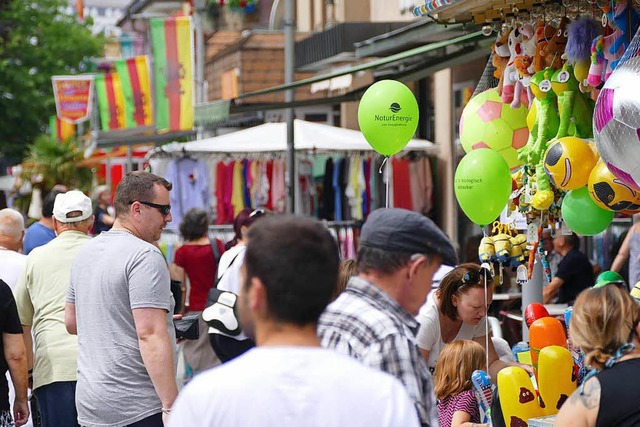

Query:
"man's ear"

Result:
[[248, 277, 268, 312], [408, 255, 426, 279]]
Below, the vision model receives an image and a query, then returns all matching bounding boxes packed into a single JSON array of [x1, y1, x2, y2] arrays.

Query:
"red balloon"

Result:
[[525, 302, 550, 328]]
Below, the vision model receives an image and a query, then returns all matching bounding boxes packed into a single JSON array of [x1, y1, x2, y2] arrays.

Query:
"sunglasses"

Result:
[[130, 200, 171, 216], [249, 208, 266, 218], [457, 267, 492, 290]]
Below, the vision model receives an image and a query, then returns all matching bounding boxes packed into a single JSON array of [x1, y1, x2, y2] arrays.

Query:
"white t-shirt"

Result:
[[416, 292, 487, 373], [168, 346, 420, 427], [0, 250, 26, 290]]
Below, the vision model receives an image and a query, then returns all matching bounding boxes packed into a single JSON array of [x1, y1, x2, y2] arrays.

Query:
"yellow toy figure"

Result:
[[509, 234, 527, 267], [493, 233, 512, 265], [478, 235, 495, 264]]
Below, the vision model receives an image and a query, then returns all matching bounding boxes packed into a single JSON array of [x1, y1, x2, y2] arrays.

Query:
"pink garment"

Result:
[[271, 159, 286, 213]]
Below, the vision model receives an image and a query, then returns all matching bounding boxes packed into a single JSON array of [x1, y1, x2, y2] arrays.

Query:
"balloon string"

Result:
[[378, 156, 390, 208], [484, 270, 490, 375]]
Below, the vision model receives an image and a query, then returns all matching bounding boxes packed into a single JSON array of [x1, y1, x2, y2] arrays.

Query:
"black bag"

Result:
[[170, 280, 182, 315], [174, 314, 200, 340]]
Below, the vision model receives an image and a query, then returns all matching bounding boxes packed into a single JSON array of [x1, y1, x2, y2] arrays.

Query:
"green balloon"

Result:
[[358, 80, 419, 156], [454, 149, 512, 226], [562, 187, 614, 236]]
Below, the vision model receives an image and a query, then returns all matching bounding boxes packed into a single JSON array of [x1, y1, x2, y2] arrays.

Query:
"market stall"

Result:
[[409, 1, 640, 426]]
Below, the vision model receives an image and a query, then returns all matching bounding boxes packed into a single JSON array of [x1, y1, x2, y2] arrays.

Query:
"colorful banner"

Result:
[[52, 75, 94, 124], [150, 16, 194, 131], [49, 115, 75, 142], [95, 73, 126, 130], [114, 55, 154, 128]]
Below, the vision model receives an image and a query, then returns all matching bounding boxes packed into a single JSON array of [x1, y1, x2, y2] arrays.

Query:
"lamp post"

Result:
[[284, 0, 295, 213]]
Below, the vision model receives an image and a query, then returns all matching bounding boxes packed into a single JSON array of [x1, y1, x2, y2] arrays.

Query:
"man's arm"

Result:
[[543, 277, 564, 304], [65, 303, 77, 335], [133, 308, 178, 414], [3, 332, 29, 426], [21, 326, 33, 370]]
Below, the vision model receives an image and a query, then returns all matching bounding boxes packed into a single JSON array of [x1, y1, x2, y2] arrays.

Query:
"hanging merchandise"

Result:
[[165, 156, 211, 227]]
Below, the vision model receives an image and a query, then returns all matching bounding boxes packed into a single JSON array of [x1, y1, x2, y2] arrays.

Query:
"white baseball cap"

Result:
[[53, 191, 93, 223]]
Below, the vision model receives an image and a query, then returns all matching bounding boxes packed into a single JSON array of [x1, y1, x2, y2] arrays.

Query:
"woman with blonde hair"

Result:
[[434, 340, 487, 427], [555, 285, 640, 427]]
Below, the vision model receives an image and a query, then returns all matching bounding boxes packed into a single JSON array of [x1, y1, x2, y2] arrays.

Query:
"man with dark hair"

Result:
[[318, 208, 458, 427], [65, 172, 178, 427], [15, 191, 94, 426], [23, 189, 65, 254], [168, 216, 420, 427], [543, 232, 594, 304]]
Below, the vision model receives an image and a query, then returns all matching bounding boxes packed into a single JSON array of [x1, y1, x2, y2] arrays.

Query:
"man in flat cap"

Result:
[[319, 208, 458, 427]]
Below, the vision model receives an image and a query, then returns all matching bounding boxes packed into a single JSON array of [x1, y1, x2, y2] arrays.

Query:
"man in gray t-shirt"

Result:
[[66, 172, 178, 427]]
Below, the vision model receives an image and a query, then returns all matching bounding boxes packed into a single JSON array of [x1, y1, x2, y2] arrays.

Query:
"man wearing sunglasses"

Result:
[[319, 208, 458, 426], [65, 172, 178, 427]]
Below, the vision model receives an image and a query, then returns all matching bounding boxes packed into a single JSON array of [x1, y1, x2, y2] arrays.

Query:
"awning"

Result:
[[154, 119, 437, 155]]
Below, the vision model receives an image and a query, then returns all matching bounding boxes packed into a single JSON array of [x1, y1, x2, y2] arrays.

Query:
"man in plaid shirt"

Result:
[[319, 208, 458, 427]]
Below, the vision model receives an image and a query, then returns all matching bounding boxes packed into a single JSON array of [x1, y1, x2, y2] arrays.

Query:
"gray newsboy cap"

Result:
[[360, 208, 458, 266]]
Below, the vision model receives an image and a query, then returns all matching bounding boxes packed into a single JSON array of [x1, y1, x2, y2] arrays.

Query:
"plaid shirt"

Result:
[[318, 276, 439, 427]]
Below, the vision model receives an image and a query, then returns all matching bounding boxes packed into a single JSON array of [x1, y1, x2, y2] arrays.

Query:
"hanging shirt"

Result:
[[215, 162, 228, 225], [333, 158, 343, 221], [242, 159, 252, 209], [231, 161, 246, 218], [321, 157, 335, 220], [165, 158, 211, 227], [271, 159, 286, 213], [345, 155, 365, 220], [392, 157, 411, 210]]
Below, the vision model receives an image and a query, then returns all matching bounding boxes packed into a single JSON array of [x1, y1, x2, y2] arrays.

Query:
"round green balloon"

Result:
[[358, 80, 419, 156], [562, 187, 615, 236], [454, 149, 512, 226]]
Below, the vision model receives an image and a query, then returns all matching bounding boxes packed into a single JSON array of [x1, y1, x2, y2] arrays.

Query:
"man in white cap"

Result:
[[14, 190, 93, 426]]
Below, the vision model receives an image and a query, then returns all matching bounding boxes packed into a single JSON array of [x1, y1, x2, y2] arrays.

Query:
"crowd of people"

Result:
[[1, 171, 640, 427]]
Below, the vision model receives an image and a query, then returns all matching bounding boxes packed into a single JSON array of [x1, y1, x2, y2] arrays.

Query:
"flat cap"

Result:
[[360, 208, 458, 266]]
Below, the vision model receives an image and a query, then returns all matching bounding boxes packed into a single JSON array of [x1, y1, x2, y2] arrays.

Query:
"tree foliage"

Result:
[[22, 135, 93, 192], [0, 0, 104, 162]]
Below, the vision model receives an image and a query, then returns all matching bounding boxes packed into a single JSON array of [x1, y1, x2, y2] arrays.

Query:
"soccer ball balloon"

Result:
[[593, 56, 640, 191], [544, 137, 597, 191], [459, 89, 529, 170], [588, 161, 640, 211]]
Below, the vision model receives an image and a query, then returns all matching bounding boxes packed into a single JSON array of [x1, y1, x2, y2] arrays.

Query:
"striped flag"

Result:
[[114, 55, 154, 128], [95, 73, 127, 130], [150, 16, 194, 131], [49, 115, 75, 141]]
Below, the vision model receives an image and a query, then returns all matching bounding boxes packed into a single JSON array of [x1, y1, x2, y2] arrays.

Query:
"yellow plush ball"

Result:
[[588, 161, 640, 211], [544, 137, 597, 190]]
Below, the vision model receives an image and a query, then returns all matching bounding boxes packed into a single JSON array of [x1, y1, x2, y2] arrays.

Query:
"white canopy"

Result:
[[157, 119, 436, 154]]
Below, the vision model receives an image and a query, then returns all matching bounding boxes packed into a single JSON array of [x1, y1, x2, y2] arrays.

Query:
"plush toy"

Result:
[[509, 233, 528, 267], [478, 235, 496, 264], [512, 22, 536, 108], [502, 27, 527, 104], [533, 20, 557, 73], [608, 1, 640, 71], [493, 30, 511, 95], [564, 16, 600, 92], [588, 26, 623, 87], [518, 67, 560, 211], [540, 17, 569, 71], [493, 233, 513, 264], [551, 64, 595, 139]]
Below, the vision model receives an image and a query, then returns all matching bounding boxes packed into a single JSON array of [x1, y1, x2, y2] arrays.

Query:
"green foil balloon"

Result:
[[454, 149, 512, 226], [562, 187, 614, 236], [357, 80, 419, 156]]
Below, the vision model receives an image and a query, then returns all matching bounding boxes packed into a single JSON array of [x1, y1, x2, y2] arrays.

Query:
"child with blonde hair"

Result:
[[434, 340, 488, 427]]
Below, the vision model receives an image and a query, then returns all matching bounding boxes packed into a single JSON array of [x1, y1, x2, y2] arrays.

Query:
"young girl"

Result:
[[434, 340, 488, 427]]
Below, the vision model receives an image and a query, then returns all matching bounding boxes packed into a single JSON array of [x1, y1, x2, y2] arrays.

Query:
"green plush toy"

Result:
[[517, 67, 560, 211], [550, 63, 595, 139]]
